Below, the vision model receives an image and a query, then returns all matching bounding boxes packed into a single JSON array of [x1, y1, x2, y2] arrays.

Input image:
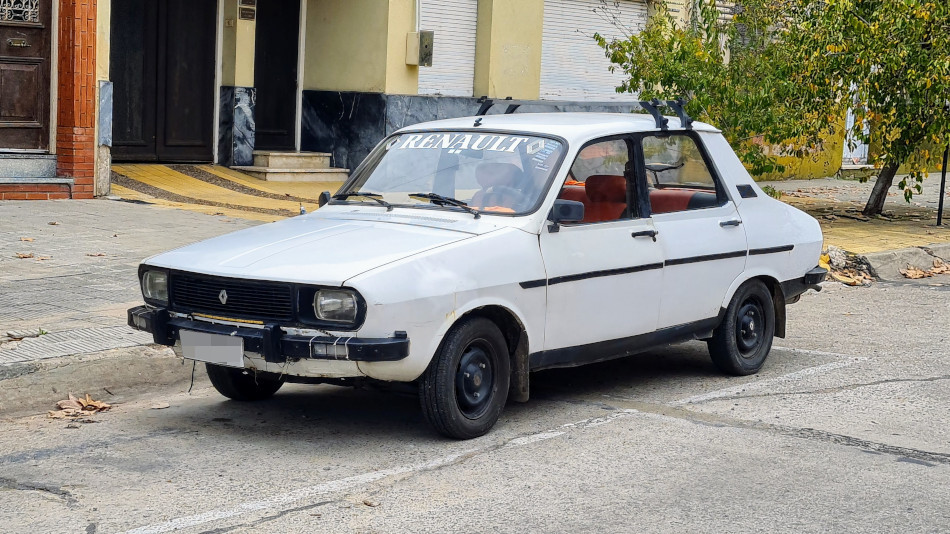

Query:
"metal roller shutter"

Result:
[[418, 0, 478, 97], [540, 0, 648, 100]]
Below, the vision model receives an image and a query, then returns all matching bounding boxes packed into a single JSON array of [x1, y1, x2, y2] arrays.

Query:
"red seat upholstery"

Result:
[[649, 189, 718, 214], [584, 175, 627, 222]]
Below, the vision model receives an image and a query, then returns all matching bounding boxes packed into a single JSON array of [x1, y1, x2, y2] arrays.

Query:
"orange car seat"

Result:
[[584, 175, 627, 222]]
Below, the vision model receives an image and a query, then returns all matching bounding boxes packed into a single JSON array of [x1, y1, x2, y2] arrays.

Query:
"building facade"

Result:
[[0, 0, 842, 201]]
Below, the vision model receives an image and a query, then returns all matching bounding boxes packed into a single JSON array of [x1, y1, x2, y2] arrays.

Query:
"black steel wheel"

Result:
[[420, 317, 510, 439], [206, 364, 284, 401], [708, 280, 775, 376]]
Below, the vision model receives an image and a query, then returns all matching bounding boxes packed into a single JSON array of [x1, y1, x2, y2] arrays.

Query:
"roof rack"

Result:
[[474, 96, 694, 131], [475, 96, 641, 116], [637, 99, 694, 130]]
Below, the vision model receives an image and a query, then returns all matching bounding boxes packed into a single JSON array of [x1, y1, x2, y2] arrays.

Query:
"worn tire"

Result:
[[707, 279, 775, 376], [206, 364, 284, 401], [419, 317, 511, 439]]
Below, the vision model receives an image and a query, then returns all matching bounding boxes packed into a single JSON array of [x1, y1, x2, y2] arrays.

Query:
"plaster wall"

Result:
[[473, 0, 543, 99], [221, 0, 256, 87], [305, 0, 418, 93]]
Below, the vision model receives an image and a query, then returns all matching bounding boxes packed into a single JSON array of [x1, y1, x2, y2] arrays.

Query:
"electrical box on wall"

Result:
[[406, 30, 434, 67]]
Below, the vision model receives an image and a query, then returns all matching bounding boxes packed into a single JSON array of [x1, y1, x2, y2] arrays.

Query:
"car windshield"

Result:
[[337, 131, 566, 216]]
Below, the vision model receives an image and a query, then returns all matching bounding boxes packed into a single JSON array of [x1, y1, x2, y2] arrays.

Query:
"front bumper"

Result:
[[127, 305, 409, 363]]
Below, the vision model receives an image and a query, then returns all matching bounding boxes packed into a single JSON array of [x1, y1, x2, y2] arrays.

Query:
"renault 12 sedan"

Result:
[[128, 107, 826, 439]]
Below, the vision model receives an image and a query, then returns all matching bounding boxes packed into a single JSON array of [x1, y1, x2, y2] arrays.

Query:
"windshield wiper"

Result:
[[408, 193, 480, 219], [332, 192, 393, 211]]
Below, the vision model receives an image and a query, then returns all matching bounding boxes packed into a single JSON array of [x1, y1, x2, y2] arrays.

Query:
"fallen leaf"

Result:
[[150, 402, 170, 410], [56, 395, 83, 411], [47, 221, 59, 225], [19, 237, 34, 242], [15, 252, 34, 259], [362, 499, 380, 508]]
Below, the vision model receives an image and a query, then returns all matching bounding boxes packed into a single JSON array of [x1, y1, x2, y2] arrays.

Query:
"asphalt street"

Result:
[[0, 281, 948, 533]]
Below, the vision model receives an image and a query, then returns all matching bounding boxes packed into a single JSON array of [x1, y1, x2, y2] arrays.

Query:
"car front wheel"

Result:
[[707, 279, 775, 376], [206, 364, 285, 401], [420, 317, 511, 439]]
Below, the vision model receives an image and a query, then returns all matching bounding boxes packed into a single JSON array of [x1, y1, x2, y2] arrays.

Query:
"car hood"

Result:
[[144, 214, 480, 285]]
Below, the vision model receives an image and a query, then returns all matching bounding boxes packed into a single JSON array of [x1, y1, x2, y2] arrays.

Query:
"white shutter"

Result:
[[418, 0, 478, 97], [540, 0, 648, 100]]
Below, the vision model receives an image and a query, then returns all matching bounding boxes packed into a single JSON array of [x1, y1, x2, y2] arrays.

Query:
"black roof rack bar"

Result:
[[664, 99, 694, 130], [638, 99, 669, 131], [475, 96, 641, 116]]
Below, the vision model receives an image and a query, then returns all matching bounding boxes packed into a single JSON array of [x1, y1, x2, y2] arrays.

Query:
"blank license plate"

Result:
[[179, 330, 245, 368]]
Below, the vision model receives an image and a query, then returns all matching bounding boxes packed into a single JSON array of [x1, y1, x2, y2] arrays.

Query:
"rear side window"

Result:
[[641, 134, 722, 214]]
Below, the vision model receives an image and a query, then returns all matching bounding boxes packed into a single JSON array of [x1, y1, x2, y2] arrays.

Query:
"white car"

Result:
[[129, 102, 826, 439]]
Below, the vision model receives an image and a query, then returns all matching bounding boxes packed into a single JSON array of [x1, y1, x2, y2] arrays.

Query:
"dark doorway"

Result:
[[0, 0, 52, 151], [111, 0, 216, 162], [254, 0, 300, 151]]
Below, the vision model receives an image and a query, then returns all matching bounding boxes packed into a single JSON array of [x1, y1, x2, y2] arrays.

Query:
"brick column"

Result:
[[57, 0, 97, 199]]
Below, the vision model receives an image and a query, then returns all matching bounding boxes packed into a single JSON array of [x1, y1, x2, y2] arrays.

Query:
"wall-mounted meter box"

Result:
[[406, 30, 434, 67]]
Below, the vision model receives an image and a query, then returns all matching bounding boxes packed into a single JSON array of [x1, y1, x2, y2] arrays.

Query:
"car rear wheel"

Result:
[[708, 279, 775, 376], [206, 364, 284, 401], [420, 317, 510, 439]]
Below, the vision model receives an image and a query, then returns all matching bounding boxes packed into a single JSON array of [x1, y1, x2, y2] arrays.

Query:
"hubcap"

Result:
[[455, 342, 494, 418], [735, 298, 765, 357]]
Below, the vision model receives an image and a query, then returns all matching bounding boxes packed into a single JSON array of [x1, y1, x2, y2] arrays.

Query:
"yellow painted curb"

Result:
[[109, 184, 282, 223], [112, 164, 314, 213]]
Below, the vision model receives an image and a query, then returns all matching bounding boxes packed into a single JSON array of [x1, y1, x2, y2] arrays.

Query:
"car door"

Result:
[[640, 132, 749, 329], [537, 136, 664, 368]]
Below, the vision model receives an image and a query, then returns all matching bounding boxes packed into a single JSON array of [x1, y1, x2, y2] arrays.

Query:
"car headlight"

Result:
[[313, 289, 358, 323], [141, 270, 168, 304]]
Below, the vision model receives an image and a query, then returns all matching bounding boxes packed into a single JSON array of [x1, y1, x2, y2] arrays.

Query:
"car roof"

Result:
[[396, 112, 721, 144]]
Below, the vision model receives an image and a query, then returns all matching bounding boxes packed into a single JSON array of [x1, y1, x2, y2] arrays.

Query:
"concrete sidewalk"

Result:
[[0, 199, 257, 414], [1, 176, 949, 415]]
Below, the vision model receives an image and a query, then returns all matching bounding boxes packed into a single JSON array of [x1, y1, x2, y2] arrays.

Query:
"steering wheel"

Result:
[[484, 185, 530, 210]]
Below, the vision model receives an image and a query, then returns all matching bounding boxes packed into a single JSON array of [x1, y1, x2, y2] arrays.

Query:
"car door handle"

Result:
[[631, 229, 658, 242], [719, 219, 742, 227]]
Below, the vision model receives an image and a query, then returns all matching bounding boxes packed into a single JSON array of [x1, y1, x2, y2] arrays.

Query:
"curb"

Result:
[[0, 344, 209, 419], [859, 243, 950, 282]]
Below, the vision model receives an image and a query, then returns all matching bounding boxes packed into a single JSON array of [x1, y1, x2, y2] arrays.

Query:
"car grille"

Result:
[[169, 273, 295, 322]]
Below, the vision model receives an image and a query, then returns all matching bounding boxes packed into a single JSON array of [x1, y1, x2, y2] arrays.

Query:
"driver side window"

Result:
[[558, 138, 634, 224]]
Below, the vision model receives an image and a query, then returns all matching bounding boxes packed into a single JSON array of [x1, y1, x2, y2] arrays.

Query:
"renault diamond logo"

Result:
[[218, 289, 228, 305]]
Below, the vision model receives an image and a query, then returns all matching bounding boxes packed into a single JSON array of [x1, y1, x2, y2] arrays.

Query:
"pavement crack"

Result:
[[589, 395, 950, 466], [0, 476, 79, 507], [681, 375, 950, 404]]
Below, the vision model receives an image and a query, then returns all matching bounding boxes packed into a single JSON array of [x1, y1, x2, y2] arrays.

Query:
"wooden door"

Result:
[[111, 0, 216, 162], [0, 0, 52, 151], [253, 0, 299, 151]]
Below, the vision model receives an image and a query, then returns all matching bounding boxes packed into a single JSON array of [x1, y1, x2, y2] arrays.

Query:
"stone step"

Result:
[[252, 151, 332, 170], [231, 166, 350, 183], [0, 153, 57, 178]]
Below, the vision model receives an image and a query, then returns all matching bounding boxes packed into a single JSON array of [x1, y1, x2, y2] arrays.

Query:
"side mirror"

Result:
[[318, 191, 331, 208], [548, 199, 584, 232]]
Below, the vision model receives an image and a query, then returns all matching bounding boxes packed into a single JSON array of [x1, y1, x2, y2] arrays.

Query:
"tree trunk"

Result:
[[862, 160, 901, 216]]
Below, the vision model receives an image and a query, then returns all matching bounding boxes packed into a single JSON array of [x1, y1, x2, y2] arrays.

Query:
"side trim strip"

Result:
[[549, 262, 664, 286], [519, 262, 664, 289], [665, 250, 747, 266], [520, 245, 794, 289], [519, 279, 546, 289], [749, 244, 795, 256]]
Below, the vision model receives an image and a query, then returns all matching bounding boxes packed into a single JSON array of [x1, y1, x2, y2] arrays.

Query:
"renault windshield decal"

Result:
[[393, 133, 531, 154]]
